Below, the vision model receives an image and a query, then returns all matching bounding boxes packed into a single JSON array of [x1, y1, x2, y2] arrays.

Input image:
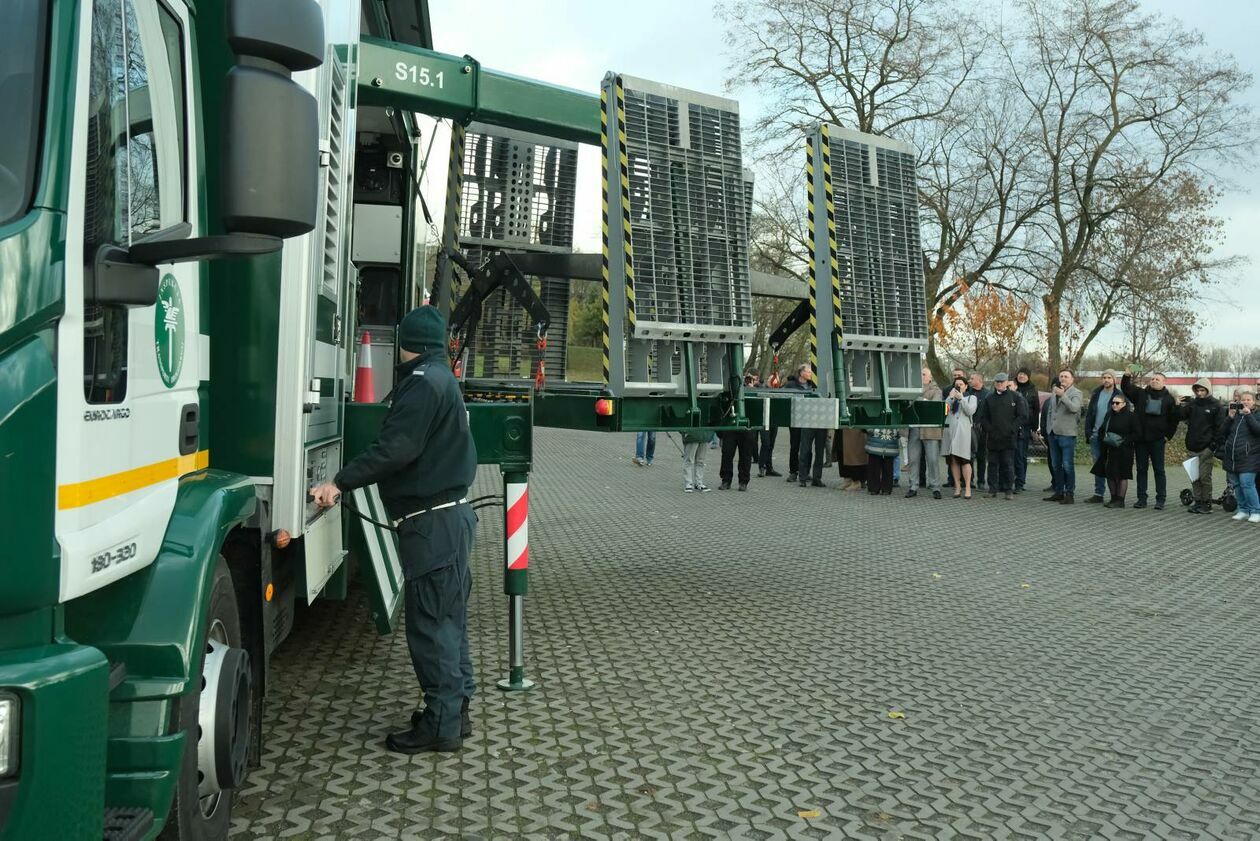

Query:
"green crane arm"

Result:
[[356, 36, 602, 144]]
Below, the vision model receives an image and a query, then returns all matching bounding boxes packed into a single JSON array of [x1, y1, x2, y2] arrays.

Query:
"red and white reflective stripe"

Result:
[[506, 482, 528, 570]]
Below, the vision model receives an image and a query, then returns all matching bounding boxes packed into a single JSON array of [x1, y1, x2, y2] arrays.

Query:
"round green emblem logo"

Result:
[[154, 273, 185, 388]]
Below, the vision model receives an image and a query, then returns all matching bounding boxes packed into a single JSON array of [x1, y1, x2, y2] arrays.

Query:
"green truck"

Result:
[[0, 1, 467, 837], [0, 1, 941, 838]]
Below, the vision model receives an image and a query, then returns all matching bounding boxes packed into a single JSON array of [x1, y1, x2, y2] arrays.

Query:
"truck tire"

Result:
[[160, 556, 253, 840]]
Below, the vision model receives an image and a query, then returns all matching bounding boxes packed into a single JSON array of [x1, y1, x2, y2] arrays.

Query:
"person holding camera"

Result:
[[943, 375, 978, 499], [1220, 390, 1260, 523], [1120, 370, 1179, 510], [1179, 378, 1225, 514], [1089, 390, 1137, 507], [1045, 369, 1083, 504]]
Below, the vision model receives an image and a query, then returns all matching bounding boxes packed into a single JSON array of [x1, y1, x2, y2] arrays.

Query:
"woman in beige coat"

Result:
[[943, 374, 978, 498]]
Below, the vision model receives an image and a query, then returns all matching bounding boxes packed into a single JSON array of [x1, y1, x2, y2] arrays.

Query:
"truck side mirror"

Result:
[[128, 0, 325, 266], [222, 0, 324, 238]]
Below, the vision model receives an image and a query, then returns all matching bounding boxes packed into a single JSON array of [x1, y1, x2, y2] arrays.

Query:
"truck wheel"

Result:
[[160, 557, 253, 840]]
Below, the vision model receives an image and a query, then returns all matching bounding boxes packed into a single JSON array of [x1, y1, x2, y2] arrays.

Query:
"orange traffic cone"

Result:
[[353, 332, 375, 402]]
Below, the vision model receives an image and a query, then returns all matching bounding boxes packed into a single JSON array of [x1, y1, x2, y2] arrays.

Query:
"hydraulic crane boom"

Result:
[[357, 36, 601, 144]]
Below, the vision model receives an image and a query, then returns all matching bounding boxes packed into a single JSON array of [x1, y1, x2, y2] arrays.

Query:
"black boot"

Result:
[[387, 716, 461, 754], [411, 697, 473, 738]]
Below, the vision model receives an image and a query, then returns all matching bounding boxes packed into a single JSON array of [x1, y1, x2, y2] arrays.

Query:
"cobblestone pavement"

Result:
[[232, 429, 1260, 840]]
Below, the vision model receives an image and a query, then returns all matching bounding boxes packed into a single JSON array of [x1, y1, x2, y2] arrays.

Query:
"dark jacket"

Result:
[[1039, 393, 1055, 438], [1015, 381, 1040, 430], [977, 388, 1028, 449], [1120, 375, 1179, 442], [1091, 406, 1137, 480], [1220, 411, 1260, 475], [1179, 395, 1225, 452], [1085, 384, 1121, 440], [335, 349, 478, 519]]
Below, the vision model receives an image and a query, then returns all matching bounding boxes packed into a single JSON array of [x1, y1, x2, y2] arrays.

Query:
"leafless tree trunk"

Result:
[[1003, 0, 1254, 374]]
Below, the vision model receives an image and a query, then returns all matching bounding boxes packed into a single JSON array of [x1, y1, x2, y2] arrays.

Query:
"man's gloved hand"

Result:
[[310, 482, 341, 509]]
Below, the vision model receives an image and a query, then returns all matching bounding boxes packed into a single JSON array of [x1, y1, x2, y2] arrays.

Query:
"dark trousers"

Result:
[[720, 430, 756, 485], [798, 427, 828, 482], [401, 505, 477, 740], [1014, 428, 1030, 490], [972, 433, 988, 488], [1135, 438, 1167, 504], [788, 427, 802, 476], [867, 454, 894, 494], [758, 426, 778, 471], [986, 448, 1015, 492]]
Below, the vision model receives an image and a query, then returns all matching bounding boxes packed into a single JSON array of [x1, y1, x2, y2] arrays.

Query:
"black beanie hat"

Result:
[[398, 306, 447, 353]]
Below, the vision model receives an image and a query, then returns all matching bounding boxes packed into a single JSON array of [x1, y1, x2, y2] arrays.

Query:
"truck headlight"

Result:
[[0, 693, 18, 777]]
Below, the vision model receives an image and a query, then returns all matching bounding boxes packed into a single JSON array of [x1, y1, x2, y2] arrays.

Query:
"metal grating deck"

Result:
[[826, 130, 927, 342], [451, 124, 579, 380], [611, 75, 754, 338]]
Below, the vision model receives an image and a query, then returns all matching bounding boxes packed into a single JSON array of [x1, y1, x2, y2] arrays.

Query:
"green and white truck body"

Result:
[[0, 1, 428, 837]]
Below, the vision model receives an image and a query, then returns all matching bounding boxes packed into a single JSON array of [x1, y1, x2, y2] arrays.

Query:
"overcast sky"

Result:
[[424, 1, 1259, 348]]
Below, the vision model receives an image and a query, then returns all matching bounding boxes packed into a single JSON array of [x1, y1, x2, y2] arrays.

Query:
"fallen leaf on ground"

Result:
[[887, 711, 906, 720], [797, 809, 822, 819]]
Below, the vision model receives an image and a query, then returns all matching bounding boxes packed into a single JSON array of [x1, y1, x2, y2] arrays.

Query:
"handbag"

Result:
[[1104, 431, 1124, 448]]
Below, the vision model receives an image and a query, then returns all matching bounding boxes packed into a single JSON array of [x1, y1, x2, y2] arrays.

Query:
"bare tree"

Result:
[[1078, 170, 1239, 368], [720, 0, 979, 155], [1002, 0, 1254, 374], [722, 0, 1046, 384]]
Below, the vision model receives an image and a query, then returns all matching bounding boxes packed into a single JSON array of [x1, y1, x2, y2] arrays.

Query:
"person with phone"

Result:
[[1045, 369, 1083, 504], [943, 375, 978, 499], [1220, 390, 1260, 523]]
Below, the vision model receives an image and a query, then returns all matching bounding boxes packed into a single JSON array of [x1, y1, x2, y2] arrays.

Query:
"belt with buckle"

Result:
[[392, 498, 468, 528]]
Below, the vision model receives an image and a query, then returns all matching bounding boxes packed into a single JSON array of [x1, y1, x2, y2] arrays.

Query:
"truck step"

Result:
[[103, 807, 153, 841]]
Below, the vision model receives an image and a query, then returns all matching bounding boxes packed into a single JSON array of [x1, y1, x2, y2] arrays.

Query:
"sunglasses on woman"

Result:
[[1111, 400, 1125, 406]]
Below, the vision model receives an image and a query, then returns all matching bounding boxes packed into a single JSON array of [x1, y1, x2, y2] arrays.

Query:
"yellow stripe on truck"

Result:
[[58, 450, 210, 510]]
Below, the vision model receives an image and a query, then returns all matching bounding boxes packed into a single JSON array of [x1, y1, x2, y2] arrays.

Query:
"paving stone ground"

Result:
[[232, 428, 1260, 840]]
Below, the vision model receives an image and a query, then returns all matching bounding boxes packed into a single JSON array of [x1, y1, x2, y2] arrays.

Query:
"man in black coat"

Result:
[[967, 372, 992, 491], [1120, 370, 1179, 510], [976, 373, 1028, 499], [311, 306, 479, 754], [1013, 368, 1040, 493], [1179, 377, 1225, 513], [782, 367, 808, 482]]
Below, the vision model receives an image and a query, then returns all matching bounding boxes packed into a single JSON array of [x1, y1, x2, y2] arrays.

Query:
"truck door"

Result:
[[56, 0, 200, 601]]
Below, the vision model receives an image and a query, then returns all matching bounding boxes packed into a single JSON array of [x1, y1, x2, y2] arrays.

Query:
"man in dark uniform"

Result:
[[310, 305, 478, 754]]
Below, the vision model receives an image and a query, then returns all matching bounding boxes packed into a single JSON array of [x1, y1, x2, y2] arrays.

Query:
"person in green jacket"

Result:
[[311, 305, 479, 754]]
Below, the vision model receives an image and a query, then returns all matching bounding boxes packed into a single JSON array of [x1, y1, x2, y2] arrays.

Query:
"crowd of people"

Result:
[[631, 365, 1260, 523]]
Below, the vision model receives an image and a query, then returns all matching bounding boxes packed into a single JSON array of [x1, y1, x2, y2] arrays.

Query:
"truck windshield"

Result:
[[0, 0, 50, 226]]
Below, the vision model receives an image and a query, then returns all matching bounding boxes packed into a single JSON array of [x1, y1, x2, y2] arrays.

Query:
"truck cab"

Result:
[[0, 1, 333, 837]]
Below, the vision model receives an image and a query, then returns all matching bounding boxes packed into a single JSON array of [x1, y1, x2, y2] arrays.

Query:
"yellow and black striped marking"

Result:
[[613, 76, 637, 332], [819, 124, 843, 342], [440, 122, 467, 312], [804, 135, 819, 372], [599, 88, 612, 383]]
